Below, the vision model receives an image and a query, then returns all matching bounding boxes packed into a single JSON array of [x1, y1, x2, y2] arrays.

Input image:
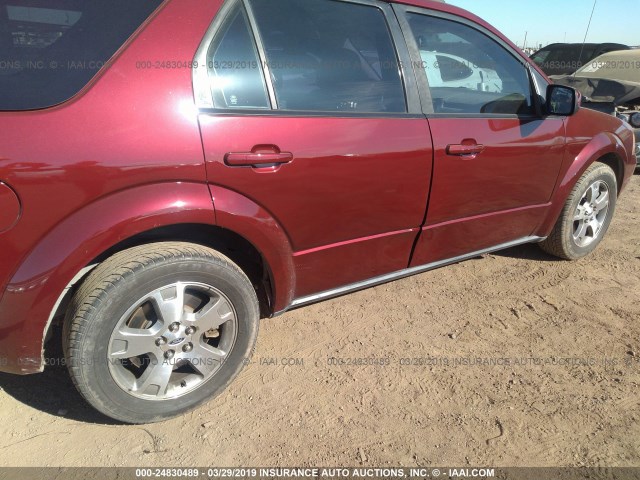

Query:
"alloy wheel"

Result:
[[107, 282, 237, 400], [572, 180, 610, 248]]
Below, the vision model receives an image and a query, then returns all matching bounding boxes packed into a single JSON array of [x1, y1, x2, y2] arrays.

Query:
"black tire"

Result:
[[63, 242, 259, 424], [540, 163, 617, 260]]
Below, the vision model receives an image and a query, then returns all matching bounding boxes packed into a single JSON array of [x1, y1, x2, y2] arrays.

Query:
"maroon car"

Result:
[[0, 0, 636, 423]]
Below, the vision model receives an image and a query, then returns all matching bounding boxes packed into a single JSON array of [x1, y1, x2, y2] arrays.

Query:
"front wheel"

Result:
[[540, 163, 617, 260], [63, 242, 259, 424]]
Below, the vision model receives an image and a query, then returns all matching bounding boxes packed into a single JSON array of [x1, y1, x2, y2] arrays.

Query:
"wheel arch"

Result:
[[0, 182, 294, 374], [536, 132, 627, 238], [596, 152, 625, 195], [50, 223, 277, 331]]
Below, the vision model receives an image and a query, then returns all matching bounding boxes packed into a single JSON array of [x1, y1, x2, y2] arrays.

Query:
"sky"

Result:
[[445, 0, 639, 49]]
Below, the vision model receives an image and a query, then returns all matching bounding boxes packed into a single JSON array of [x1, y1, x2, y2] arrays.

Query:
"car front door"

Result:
[[394, 6, 567, 266], [195, 0, 433, 299]]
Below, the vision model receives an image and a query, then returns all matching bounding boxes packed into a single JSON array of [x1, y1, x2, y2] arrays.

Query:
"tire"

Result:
[[540, 163, 617, 260], [63, 242, 259, 424]]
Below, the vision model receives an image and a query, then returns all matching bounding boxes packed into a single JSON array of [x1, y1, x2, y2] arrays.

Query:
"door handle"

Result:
[[225, 146, 293, 168], [446, 142, 485, 158]]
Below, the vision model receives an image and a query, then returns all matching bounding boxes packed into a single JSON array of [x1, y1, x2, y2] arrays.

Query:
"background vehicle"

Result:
[[531, 42, 630, 76], [0, 0, 636, 424], [551, 49, 640, 166], [419, 50, 503, 92]]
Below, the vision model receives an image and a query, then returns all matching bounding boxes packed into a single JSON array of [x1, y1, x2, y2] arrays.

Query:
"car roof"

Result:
[[534, 43, 629, 55], [586, 49, 640, 62], [542, 43, 627, 48]]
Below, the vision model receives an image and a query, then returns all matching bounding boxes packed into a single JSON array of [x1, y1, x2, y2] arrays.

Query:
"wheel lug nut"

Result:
[[185, 326, 196, 335], [155, 337, 167, 346], [169, 322, 180, 333], [164, 350, 175, 360], [182, 343, 193, 353]]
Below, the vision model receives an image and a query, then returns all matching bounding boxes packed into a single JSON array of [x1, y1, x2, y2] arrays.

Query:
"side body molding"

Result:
[[0, 182, 215, 374]]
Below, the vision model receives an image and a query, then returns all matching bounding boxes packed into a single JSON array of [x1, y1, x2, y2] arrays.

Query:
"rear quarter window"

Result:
[[0, 0, 163, 111]]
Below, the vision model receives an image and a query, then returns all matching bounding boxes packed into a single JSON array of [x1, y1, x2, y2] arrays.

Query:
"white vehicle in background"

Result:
[[420, 50, 503, 92]]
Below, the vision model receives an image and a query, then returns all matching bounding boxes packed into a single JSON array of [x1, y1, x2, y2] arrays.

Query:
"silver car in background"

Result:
[[552, 50, 640, 167]]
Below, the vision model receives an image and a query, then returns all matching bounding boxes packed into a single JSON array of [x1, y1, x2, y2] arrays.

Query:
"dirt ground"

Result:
[[0, 175, 638, 469]]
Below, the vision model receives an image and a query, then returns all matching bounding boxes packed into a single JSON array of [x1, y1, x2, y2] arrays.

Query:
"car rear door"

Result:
[[195, 0, 433, 299], [393, 5, 566, 266]]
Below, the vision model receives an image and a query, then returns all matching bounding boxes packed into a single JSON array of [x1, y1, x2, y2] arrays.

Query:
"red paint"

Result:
[[409, 117, 566, 265], [412, 204, 550, 266], [0, 0, 636, 374], [0, 183, 21, 233], [209, 185, 296, 313], [293, 229, 419, 297], [293, 229, 416, 257], [199, 115, 433, 252], [536, 108, 636, 238], [0, 0, 221, 373]]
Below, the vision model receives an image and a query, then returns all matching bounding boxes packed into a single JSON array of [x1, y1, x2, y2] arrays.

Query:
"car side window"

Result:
[[0, 0, 164, 111], [247, 0, 406, 113], [406, 13, 534, 115], [206, 4, 270, 109]]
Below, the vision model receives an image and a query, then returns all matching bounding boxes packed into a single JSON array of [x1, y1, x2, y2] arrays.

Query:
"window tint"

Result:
[[407, 14, 533, 115], [0, 0, 163, 111], [248, 0, 406, 113], [206, 4, 269, 109]]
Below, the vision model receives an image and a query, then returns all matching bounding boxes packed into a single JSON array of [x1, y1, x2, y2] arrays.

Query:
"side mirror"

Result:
[[546, 84, 580, 116]]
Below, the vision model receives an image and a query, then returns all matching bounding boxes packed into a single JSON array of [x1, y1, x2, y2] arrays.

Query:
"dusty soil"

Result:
[[0, 176, 639, 468]]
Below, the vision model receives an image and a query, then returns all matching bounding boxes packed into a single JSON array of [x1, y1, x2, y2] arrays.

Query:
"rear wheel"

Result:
[[63, 242, 259, 424], [540, 163, 617, 260]]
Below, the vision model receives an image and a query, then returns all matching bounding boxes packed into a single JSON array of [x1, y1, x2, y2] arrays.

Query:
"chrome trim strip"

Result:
[[285, 236, 544, 311], [194, 0, 418, 114], [197, 108, 424, 119], [242, 0, 278, 109], [192, 0, 238, 109]]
